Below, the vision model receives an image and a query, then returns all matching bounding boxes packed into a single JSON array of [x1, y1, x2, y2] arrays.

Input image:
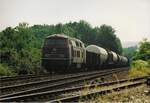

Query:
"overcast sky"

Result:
[[0, 0, 150, 42]]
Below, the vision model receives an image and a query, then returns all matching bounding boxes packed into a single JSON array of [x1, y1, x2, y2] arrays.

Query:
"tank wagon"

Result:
[[86, 45, 108, 69], [118, 56, 128, 66], [42, 34, 129, 73], [85, 45, 128, 68]]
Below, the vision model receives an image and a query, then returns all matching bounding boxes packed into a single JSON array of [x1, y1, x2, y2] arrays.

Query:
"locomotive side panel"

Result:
[[69, 38, 86, 68]]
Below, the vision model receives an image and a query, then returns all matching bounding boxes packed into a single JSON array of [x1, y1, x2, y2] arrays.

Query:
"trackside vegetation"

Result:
[[129, 60, 150, 77], [129, 39, 150, 77], [0, 64, 16, 76], [0, 21, 122, 76]]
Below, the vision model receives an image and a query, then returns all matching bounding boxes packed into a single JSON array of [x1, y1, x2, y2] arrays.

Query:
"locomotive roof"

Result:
[[86, 45, 108, 55], [46, 34, 69, 39], [46, 34, 83, 43]]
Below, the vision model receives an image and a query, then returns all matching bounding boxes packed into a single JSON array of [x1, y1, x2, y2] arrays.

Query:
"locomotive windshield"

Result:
[[44, 38, 67, 45]]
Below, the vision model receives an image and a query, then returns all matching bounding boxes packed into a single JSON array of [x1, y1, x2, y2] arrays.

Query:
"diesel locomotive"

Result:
[[42, 34, 129, 73], [42, 34, 86, 72]]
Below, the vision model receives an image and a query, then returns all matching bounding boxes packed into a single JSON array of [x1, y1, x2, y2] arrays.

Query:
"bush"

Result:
[[0, 64, 16, 76], [129, 60, 150, 77]]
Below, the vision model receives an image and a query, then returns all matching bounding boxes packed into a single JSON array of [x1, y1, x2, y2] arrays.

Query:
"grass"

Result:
[[129, 60, 150, 77], [78, 81, 150, 103], [0, 63, 16, 76]]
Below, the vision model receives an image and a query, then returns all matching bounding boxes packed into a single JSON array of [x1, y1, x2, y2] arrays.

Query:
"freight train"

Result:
[[41, 34, 129, 73]]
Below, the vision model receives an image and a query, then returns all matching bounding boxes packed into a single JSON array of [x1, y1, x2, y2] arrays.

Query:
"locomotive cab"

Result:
[[42, 35, 70, 70]]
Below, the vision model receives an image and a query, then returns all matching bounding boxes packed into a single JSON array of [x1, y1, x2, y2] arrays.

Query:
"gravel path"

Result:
[[87, 84, 150, 103]]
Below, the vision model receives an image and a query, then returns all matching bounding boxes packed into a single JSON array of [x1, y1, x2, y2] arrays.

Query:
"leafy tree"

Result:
[[0, 23, 41, 75], [95, 24, 122, 54], [133, 38, 150, 61], [66, 20, 94, 43], [123, 46, 137, 59]]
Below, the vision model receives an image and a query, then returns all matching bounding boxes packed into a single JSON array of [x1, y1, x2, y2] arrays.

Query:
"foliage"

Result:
[[129, 60, 150, 77], [0, 20, 123, 76], [123, 46, 137, 59], [0, 22, 41, 75], [128, 39, 150, 77], [94, 25, 122, 54], [133, 38, 150, 61], [0, 64, 16, 76]]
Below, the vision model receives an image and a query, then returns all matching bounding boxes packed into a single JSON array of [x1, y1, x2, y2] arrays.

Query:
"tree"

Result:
[[66, 20, 94, 43], [133, 38, 150, 61], [123, 46, 137, 59], [0, 23, 41, 74], [95, 24, 122, 54]]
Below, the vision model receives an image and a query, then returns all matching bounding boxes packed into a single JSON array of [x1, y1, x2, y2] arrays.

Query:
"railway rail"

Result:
[[0, 69, 111, 87], [0, 73, 52, 87], [0, 68, 124, 95], [52, 76, 148, 102], [0, 67, 129, 102], [0, 73, 45, 80], [0, 68, 123, 87], [0, 75, 148, 102], [1, 68, 127, 96]]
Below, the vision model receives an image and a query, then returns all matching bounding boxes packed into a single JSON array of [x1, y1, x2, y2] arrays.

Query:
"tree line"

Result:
[[0, 20, 123, 75]]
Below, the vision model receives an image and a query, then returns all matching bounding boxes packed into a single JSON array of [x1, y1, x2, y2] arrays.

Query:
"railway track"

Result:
[[0, 68, 124, 87], [0, 73, 52, 87], [0, 68, 125, 96], [0, 76, 148, 102], [0, 67, 129, 102], [0, 69, 108, 87], [52, 76, 148, 102], [0, 73, 46, 80]]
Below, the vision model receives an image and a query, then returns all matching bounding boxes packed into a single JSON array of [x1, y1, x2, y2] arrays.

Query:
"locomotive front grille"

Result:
[[43, 47, 69, 58], [44, 54, 65, 58], [44, 48, 67, 53]]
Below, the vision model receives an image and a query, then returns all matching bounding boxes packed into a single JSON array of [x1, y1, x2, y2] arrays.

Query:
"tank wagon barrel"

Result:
[[106, 50, 119, 67], [85, 45, 108, 69]]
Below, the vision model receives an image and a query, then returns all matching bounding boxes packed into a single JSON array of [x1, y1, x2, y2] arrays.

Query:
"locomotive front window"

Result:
[[45, 38, 66, 45]]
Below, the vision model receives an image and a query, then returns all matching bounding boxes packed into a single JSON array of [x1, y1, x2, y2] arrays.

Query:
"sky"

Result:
[[0, 0, 150, 43]]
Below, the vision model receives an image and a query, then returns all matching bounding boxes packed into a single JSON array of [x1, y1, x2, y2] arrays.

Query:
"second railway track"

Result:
[[0, 73, 53, 87], [0, 67, 128, 98]]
